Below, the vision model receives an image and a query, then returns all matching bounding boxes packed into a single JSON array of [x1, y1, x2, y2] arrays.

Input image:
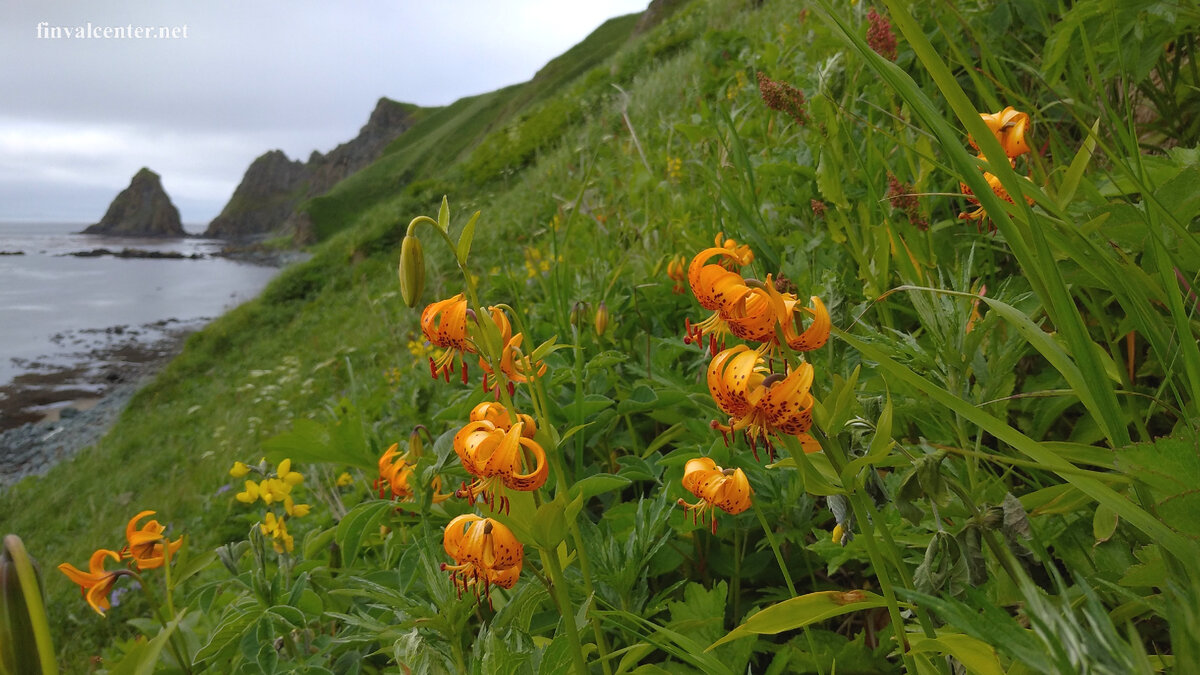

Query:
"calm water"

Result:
[[0, 222, 279, 387]]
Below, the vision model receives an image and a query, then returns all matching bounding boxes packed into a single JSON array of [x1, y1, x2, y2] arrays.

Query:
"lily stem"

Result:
[[541, 546, 590, 675]]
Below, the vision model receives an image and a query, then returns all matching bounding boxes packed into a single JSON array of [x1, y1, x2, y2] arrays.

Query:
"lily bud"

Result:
[[569, 301, 587, 329], [594, 302, 609, 337], [408, 427, 424, 461], [398, 234, 426, 308]]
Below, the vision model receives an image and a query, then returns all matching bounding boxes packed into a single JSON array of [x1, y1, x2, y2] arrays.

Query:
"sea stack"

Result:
[[83, 168, 186, 237]]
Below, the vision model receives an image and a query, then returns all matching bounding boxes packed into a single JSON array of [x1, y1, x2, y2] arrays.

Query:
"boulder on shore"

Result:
[[83, 168, 186, 237]]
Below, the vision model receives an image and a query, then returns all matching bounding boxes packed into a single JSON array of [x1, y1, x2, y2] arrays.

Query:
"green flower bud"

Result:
[[398, 234, 426, 308]]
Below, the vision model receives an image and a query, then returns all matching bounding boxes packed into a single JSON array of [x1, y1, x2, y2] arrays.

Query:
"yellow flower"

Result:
[[229, 461, 251, 478], [260, 512, 294, 554], [440, 514, 523, 604], [235, 480, 260, 504], [707, 345, 818, 461], [58, 549, 130, 616], [677, 457, 753, 534], [284, 496, 311, 518], [277, 458, 304, 487], [122, 510, 183, 570], [336, 472, 354, 487]]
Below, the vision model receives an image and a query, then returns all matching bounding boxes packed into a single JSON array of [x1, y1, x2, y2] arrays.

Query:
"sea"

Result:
[[0, 221, 279, 400]]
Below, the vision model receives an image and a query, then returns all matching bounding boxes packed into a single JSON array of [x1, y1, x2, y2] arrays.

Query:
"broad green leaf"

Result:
[[1093, 503, 1119, 544], [1114, 435, 1200, 539], [707, 590, 889, 651], [455, 210, 481, 265], [532, 497, 568, 550], [194, 606, 261, 664], [334, 500, 393, 568], [571, 474, 631, 501], [909, 633, 1004, 675]]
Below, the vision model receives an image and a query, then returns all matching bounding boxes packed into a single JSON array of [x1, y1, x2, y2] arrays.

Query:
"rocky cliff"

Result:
[[203, 98, 417, 239], [83, 168, 186, 237]]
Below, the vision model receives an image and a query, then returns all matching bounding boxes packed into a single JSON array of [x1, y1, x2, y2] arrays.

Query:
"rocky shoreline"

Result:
[[0, 320, 201, 489]]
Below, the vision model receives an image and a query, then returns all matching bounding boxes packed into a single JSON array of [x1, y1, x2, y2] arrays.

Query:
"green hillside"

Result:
[[4, 0, 1200, 672]]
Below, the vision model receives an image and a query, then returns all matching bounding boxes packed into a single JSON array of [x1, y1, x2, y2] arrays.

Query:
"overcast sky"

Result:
[[0, 1, 648, 226]]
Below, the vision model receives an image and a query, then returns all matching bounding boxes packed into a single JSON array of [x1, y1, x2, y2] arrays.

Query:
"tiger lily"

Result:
[[375, 442, 452, 504], [677, 457, 752, 534], [712, 232, 754, 270], [469, 401, 537, 435], [970, 106, 1030, 159], [478, 307, 546, 394], [453, 417, 547, 513], [440, 514, 523, 605], [707, 345, 816, 460], [421, 293, 476, 383], [666, 255, 687, 294], [57, 549, 130, 616], [684, 247, 755, 353], [958, 161, 1035, 222], [122, 511, 183, 570]]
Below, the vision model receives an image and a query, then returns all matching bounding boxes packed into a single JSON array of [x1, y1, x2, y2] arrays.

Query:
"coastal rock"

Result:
[[203, 150, 309, 239], [65, 248, 203, 260], [203, 98, 416, 240], [83, 168, 186, 237]]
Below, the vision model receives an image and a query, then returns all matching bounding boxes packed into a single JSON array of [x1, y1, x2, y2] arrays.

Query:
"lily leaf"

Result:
[[707, 590, 889, 651]]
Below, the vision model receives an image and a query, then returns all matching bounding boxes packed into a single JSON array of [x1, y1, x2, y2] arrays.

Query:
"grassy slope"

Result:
[[0, 1, 714, 665]]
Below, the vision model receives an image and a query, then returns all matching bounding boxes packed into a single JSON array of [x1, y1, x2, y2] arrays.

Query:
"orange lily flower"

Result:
[[712, 232, 754, 270], [677, 457, 752, 534], [478, 307, 546, 394], [375, 442, 452, 504], [453, 417, 547, 513], [421, 293, 476, 383], [440, 514, 523, 605], [666, 255, 687, 294], [58, 549, 130, 616], [970, 107, 1030, 159], [684, 245, 756, 353], [707, 345, 816, 460], [123, 511, 183, 570], [958, 161, 1035, 222], [469, 401, 537, 435]]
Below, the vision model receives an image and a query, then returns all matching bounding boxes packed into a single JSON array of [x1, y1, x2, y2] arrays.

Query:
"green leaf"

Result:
[[1056, 120, 1099, 209], [836, 329, 1196, 561], [532, 497, 568, 550], [106, 611, 185, 675], [913, 532, 967, 597], [455, 210, 481, 265], [571, 474, 631, 501], [437, 195, 450, 233], [1114, 434, 1200, 539], [707, 590, 889, 651], [909, 633, 1004, 675], [335, 500, 393, 568], [1092, 503, 1119, 545]]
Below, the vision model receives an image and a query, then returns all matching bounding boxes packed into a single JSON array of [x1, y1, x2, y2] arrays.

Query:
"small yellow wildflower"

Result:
[[260, 513, 294, 554], [336, 472, 354, 487], [229, 461, 251, 478]]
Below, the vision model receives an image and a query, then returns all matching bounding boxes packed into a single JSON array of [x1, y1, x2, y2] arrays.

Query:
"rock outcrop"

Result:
[[203, 98, 417, 239], [83, 168, 185, 237], [203, 151, 308, 239]]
